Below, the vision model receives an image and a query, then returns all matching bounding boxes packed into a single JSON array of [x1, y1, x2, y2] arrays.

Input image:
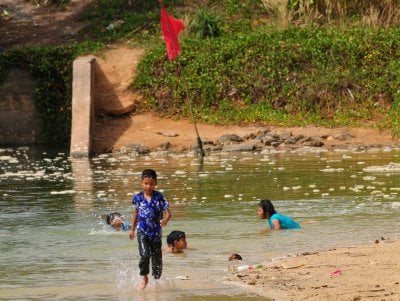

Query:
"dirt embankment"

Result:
[[89, 47, 399, 154], [2, 0, 400, 154]]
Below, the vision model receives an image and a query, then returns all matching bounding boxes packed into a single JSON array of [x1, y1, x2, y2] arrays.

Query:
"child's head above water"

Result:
[[258, 199, 277, 219], [228, 253, 243, 261], [166, 230, 187, 253], [106, 212, 124, 229]]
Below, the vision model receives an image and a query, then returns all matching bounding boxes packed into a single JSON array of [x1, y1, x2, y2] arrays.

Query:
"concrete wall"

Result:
[[0, 58, 96, 156], [0, 68, 44, 145], [70, 56, 96, 157]]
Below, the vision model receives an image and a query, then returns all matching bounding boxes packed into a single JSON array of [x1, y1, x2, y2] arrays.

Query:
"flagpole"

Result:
[[159, 0, 205, 158], [178, 64, 205, 158]]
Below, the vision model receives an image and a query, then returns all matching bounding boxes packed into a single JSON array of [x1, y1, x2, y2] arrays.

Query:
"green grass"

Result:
[[3, 0, 400, 143], [133, 25, 400, 130]]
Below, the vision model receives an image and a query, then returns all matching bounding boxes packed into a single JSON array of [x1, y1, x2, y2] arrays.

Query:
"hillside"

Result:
[[1, 0, 399, 153]]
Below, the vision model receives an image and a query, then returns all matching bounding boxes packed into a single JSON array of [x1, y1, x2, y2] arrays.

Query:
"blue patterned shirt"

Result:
[[133, 190, 169, 239]]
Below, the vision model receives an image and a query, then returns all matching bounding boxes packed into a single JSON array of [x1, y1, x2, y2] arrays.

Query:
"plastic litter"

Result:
[[329, 269, 342, 276]]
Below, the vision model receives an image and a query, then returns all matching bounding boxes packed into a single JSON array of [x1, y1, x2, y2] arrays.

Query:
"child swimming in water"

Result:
[[258, 199, 301, 230], [106, 212, 131, 231], [163, 230, 187, 254]]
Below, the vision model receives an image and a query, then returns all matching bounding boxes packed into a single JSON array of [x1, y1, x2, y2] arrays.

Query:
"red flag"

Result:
[[160, 5, 185, 60]]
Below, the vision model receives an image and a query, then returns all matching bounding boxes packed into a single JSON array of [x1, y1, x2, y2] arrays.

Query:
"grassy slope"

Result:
[[3, 0, 399, 143], [81, 0, 398, 132]]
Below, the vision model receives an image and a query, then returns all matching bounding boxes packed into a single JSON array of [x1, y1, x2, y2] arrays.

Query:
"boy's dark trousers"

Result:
[[137, 230, 162, 279]]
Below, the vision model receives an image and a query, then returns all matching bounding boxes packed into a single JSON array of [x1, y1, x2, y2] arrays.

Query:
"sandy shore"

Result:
[[226, 238, 400, 301], [92, 113, 400, 154]]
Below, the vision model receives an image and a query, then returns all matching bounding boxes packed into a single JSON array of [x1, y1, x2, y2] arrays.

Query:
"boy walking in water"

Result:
[[129, 169, 171, 290]]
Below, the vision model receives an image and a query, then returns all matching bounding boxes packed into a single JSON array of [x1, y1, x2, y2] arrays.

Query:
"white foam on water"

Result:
[[363, 162, 400, 173], [320, 168, 344, 172], [0, 156, 18, 163], [383, 194, 395, 199], [97, 191, 107, 197], [174, 170, 186, 175], [239, 156, 253, 161], [50, 190, 76, 195], [349, 185, 365, 192], [0, 170, 45, 178], [391, 202, 400, 209]]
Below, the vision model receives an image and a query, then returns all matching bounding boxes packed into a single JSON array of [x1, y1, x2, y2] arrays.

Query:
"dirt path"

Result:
[[1, 0, 93, 49]]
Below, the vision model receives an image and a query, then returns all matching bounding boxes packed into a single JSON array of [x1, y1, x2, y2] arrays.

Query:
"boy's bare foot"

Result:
[[137, 275, 148, 290]]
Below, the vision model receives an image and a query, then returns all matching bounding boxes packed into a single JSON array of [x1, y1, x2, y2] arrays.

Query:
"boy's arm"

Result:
[[129, 209, 138, 240], [160, 208, 171, 227]]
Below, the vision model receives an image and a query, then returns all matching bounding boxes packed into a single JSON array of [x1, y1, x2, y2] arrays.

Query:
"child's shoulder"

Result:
[[133, 191, 144, 198]]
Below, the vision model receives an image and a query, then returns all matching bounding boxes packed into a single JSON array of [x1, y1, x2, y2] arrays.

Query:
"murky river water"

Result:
[[1, 146, 400, 300]]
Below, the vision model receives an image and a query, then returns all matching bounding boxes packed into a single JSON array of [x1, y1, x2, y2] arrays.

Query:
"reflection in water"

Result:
[[1, 146, 400, 300], [71, 157, 93, 209]]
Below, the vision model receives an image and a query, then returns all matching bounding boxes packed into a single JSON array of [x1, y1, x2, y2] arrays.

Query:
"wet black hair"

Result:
[[166, 230, 185, 246], [106, 212, 122, 225], [142, 169, 157, 180], [259, 199, 276, 219], [229, 253, 243, 261]]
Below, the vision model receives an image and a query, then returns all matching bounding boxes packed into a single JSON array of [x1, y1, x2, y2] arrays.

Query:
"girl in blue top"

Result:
[[258, 199, 301, 230]]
